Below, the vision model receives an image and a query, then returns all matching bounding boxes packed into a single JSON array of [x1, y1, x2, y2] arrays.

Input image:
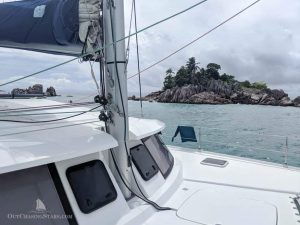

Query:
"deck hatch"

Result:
[[130, 144, 159, 181], [201, 158, 228, 167], [66, 160, 117, 214], [177, 189, 277, 225]]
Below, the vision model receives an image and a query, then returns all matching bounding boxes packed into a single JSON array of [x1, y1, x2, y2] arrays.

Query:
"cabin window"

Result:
[[0, 165, 74, 225], [142, 134, 174, 178], [66, 160, 117, 214], [130, 144, 159, 181]]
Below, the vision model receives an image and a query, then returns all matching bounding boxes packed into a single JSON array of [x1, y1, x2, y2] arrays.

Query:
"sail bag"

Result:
[[0, 0, 102, 57]]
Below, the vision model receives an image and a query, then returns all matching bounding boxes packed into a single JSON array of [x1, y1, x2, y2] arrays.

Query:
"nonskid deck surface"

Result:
[[142, 180, 298, 225], [123, 148, 300, 225], [170, 146, 300, 194]]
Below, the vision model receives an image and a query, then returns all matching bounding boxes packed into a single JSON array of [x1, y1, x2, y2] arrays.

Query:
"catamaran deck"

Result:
[[170, 146, 300, 194], [1, 99, 299, 225], [123, 147, 300, 225], [142, 180, 299, 225]]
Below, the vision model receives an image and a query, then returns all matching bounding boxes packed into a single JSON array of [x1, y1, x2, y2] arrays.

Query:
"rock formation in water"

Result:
[[11, 84, 57, 97], [293, 96, 300, 107], [140, 57, 299, 107], [46, 86, 57, 96], [12, 84, 43, 95], [143, 83, 297, 107]]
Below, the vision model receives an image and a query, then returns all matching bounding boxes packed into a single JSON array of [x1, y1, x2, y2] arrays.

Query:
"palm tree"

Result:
[[163, 68, 175, 90], [186, 57, 200, 85]]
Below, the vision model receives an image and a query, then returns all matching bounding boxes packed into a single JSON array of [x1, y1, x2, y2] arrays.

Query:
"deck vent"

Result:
[[201, 158, 228, 167]]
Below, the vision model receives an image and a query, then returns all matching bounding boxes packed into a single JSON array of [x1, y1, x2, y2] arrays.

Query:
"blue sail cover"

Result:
[[0, 0, 101, 56]]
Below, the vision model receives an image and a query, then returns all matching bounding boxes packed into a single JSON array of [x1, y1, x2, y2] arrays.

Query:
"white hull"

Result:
[[0, 99, 299, 225]]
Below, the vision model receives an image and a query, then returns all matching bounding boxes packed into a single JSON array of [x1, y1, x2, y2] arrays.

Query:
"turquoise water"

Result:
[[54, 96, 300, 167], [128, 101, 300, 167]]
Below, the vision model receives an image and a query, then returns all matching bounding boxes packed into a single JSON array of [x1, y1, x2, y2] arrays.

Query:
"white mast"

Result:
[[103, 0, 131, 198]]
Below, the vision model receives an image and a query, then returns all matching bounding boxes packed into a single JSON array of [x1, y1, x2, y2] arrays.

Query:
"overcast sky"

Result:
[[0, 0, 299, 98]]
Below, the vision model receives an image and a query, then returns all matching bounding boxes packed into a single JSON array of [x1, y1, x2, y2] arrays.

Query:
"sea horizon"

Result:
[[54, 95, 300, 167]]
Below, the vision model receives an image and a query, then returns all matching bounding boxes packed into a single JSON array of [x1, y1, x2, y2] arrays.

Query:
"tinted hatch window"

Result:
[[143, 134, 174, 178], [66, 160, 117, 214]]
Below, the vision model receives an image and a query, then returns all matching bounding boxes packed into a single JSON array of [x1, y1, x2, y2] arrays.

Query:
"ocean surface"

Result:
[[56, 96, 300, 167], [128, 100, 300, 167]]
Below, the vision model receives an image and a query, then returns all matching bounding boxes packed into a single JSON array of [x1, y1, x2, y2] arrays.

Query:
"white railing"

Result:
[[162, 125, 300, 168]]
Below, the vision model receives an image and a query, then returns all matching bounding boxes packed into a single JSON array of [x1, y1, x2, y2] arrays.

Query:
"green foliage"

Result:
[[206, 63, 221, 80], [175, 66, 189, 87], [239, 80, 268, 89], [207, 63, 221, 71], [194, 68, 206, 84], [220, 73, 236, 83], [251, 82, 268, 90], [186, 57, 200, 85], [163, 68, 175, 90], [161, 57, 268, 90], [240, 80, 251, 88]]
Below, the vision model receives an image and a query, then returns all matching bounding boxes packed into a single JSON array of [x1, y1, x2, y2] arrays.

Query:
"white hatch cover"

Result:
[[177, 189, 277, 225]]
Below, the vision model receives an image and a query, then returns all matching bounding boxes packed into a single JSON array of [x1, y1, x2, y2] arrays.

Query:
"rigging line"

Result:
[[0, 120, 100, 137], [89, 60, 101, 96], [0, 101, 95, 111], [133, 0, 143, 116], [0, 118, 99, 130], [108, 4, 173, 211], [0, 102, 96, 113], [0, 105, 101, 123], [72, 93, 97, 102], [0, 0, 208, 87], [109, 149, 176, 211], [125, 0, 134, 73], [99, 59, 105, 96], [127, 0, 261, 79], [0, 110, 99, 117]]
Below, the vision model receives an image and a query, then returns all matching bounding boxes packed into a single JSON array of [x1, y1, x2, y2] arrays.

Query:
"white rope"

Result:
[[125, 0, 135, 74], [88, 60, 101, 97]]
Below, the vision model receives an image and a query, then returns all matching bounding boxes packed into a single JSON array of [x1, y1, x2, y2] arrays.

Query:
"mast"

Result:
[[103, 0, 131, 198]]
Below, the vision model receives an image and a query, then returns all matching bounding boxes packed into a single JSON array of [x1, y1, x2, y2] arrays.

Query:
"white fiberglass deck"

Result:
[[1, 99, 299, 225], [143, 180, 299, 225], [0, 99, 166, 174], [170, 146, 300, 194], [124, 147, 300, 225]]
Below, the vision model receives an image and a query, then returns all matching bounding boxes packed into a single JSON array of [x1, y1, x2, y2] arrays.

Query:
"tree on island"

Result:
[[163, 68, 175, 90], [175, 66, 189, 87], [251, 82, 268, 90], [186, 57, 200, 84], [163, 57, 268, 91], [220, 73, 236, 84], [206, 63, 221, 80], [240, 80, 251, 88]]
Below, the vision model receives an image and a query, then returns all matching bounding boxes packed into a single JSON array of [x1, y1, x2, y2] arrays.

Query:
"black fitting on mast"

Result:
[[94, 95, 108, 106], [99, 110, 109, 122]]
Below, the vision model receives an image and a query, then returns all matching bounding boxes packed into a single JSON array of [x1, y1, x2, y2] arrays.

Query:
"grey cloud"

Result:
[[1, 0, 300, 98]]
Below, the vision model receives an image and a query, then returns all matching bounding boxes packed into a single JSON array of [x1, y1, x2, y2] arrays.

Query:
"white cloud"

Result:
[[0, 0, 300, 98]]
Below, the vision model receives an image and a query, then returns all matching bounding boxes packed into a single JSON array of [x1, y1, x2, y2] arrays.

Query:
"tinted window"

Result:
[[66, 160, 117, 214], [143, 134, 174, 178], [0, 166, 71, 225], [130, 144, 159, 181]]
